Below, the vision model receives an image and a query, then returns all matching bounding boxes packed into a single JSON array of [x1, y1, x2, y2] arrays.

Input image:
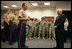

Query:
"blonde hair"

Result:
[[65, 18, 68, 22]]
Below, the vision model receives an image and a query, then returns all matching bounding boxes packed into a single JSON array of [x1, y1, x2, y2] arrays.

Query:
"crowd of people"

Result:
[[1, 3, 69, 48], [26, 18, 55, 40]]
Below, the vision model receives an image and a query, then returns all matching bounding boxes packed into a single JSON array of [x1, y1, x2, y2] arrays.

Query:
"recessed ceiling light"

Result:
[[3, 6, 9, 8], [32, 3, 38, 6], [44, 2, 50, 5], [11, 5, 17, 7]]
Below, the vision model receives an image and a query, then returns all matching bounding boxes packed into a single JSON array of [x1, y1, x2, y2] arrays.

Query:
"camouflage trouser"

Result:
[[38, 28, 41, 37], [35, 27, 38, 37], [41, 27, 45, 38], [26, 27, 33, 38], [26, 28, 30, 38], [31, 27, 34, 34], [51, 29, 55, 39], [29, 27, 32, 38], [49, 28, 51, 38], [31, 27, 35, 38], [33, 27, 37, 37], [38, 27, 45, 38], [49, 27, 55, 39], [45, 28, 49, 38]]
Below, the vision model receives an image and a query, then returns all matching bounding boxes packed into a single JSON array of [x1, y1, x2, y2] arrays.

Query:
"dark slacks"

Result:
[[17, 22, 26, 48], [55, 29, 64, 48]]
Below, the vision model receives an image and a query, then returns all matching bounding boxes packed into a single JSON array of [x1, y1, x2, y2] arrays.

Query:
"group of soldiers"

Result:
[[1, 10, 56, 42], [1, 3, 56, 48], [1, 10, 19, 45], [1, 10, 56, 43], [26, 18, 56, 40]]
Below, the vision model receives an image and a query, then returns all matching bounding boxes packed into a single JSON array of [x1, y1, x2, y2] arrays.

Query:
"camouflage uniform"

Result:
[[36, 21, 40, 38], [50, 22, 55, 40], [48, 22, 52, 40], [32, 21, 37, 38], [45, 21, 49, 39], [38, 20, 45, 39], [26, 20, 32, 40]]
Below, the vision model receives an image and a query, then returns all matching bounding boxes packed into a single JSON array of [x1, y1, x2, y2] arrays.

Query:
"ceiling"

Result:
[[1, 1, 56, 10], [1, 1, 71, 10]]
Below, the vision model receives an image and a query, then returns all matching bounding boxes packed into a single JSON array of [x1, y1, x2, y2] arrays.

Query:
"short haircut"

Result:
[[22, 3, 25, 7], [57, 8, 62, 13]]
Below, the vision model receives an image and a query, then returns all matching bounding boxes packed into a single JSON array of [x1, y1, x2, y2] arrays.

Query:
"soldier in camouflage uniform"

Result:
[[48, 22, 55, 40], [38, 19, 45, 39], [35, 19, 40, 38], [50, 22, 55, 40], [45, 20, 49, 39], [48, 22, 52, 40], [30, 20, 34, 39], [26, 17, 33, 40], [32, 19, 37, 39], [28, 20, 33, 40], [26, 21, 30, 40]]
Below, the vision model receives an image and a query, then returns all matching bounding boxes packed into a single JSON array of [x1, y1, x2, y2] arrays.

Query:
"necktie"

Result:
[[56, 16, 59, 20]]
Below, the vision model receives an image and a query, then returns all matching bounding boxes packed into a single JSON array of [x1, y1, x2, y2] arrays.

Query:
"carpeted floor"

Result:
[[1, 38, 71, 48]]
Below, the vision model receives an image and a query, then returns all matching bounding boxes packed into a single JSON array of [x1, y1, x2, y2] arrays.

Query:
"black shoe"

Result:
[[64, 41, 67, 43], [2, 40, 6, 42], [9, 43, 13, 45], [53, 47, 57, 48], [12, 41, 15, 43], [22, 45, 28, 48], [24, 46, 28, 48]]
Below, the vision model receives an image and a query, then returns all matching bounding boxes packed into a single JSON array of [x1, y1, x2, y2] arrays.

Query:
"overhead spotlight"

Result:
[[32, 3, 38, 6], [3, 6, 9, 8], [44, 2, 50, 5], [11, 5, 17, 7]]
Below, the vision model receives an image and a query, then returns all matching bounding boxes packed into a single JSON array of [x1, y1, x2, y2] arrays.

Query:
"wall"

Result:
[[55, 1, 71, 18], [1, 1, 71, 23], [54, 1, 71, 22], [26, 7, 56, 20]]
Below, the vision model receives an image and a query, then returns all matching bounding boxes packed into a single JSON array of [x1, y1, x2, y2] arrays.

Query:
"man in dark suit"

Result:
[[54, 9, 66, 48]]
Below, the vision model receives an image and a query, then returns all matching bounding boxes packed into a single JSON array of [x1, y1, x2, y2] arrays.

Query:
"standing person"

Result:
[[48, 22, 52, 40], [51, 22, 55, 40], [18, 3, 29, 48], [8, 10, 19, 45], [35, 19, 40, 38], [64, 18, 69, 43], [26, 16, 32, 40], [26, 20, 30, 40], [29, 18, 33, 40], [11, 11, 19, 43], [33, 18, 37, 39], [13, 11, 19, 26], [2, 10, 11, 42], [45, 19, 49, 39], [30, 19, 34, 39], [37, 20, 41, 39], [1, 22, 4, 40], [38, 18, 45, 39], [41, 19, 45, 39], [54, 9, 66, 48], [31, 18, 36, 39]]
